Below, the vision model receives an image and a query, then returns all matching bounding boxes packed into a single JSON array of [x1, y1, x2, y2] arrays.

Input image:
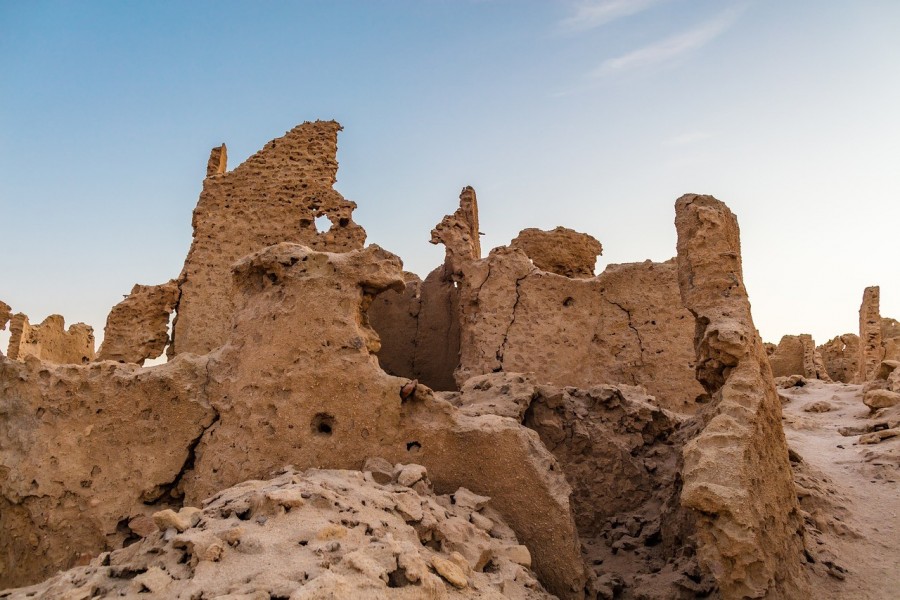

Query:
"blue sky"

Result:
[[2, 0, 899, 351]]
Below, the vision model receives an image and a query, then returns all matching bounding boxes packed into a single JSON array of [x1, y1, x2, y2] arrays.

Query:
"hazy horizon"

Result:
[[2, 0, 899, 353]]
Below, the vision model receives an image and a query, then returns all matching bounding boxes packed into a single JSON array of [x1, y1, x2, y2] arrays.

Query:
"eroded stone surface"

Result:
[[3, 467, 555, 599], [674, 193, 809, 598], [96, 280, 180, 365], [0, 354, 215, 587], [206, 143, 227, 177], [171, 121, 367, 356], [858, 286, 884, 382], [509, 226, 603, 278], [6, 313, 95, 364], [430, 186, 480, 277]]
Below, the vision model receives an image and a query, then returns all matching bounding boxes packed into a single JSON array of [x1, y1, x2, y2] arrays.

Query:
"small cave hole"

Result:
[[314, 215, 331, 233], [406, 441, 421, 452], [311, 413, 335, 436], [387, 566, 411, 588]]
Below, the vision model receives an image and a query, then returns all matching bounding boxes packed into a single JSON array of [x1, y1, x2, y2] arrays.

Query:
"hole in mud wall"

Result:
[[311, 413, 335, 436], [563, 297, 575, 307], [314, 214, 331, 233], [406, 440, 421, 452]]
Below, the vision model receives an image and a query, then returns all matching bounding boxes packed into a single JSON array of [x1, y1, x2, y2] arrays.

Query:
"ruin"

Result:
[[817, 333, 861, 383], [767, 333, 832, 382], [1, 121, 885, 599], [5, 313, 95, 364]]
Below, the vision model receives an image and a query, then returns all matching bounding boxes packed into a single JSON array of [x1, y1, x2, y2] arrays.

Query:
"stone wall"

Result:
[[768, 333, 832, 381], [817, 334, 860, 383], [96, 280, 180, 365]]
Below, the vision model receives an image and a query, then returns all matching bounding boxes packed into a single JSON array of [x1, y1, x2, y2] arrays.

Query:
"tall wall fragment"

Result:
[[96, 280, 180, 365], [171, 121, 367, 356], [674, 194, 808, 598], [6, 314, 95, 364], [858, 286, 884, 382]]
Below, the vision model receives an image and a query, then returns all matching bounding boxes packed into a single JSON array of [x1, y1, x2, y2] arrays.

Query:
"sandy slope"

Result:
[[780, 380, 899, 599]]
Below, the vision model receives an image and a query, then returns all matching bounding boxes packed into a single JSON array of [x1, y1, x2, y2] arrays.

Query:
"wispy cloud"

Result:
[[661, 130, 717, 146], [558, 0, 665, 33], [592, 5, 746, 76]]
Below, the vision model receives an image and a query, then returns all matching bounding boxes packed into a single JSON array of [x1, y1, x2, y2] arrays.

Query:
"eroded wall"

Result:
[[768, 334, 832, 381], [171, 121, 367, 356], [818, 334, 860, 383]]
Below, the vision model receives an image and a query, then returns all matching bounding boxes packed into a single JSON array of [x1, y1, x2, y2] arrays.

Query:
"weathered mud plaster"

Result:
[[449, 242, 704, 412], [674, 193, 809, 598], [171, 121, 367, 356], [6, 313, 95, 364], [96, 280, 180, 365]]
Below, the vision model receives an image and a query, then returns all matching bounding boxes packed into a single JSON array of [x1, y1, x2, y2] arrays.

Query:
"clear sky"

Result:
[[1, 0, 899, 353]]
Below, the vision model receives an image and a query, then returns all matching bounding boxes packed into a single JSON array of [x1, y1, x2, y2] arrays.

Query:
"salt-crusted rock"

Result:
[[804, 400, 835, 413], [674, 193, 809, 598], [96, 280, 180, 365], [509, 226, 603, 278], [6, 313, 94, 364], [2, 468, 554, 599]]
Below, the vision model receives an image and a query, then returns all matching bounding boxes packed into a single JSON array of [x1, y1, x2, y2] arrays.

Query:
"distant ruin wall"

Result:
[[858, 286, 884, 382], [6, 314, 94, 364], [817, 334, 860, 384], [768, 334, 832, 381], [171, 121, 366, 356]]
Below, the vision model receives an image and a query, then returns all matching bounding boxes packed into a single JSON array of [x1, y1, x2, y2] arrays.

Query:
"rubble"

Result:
[[2, 467, 555, 599]]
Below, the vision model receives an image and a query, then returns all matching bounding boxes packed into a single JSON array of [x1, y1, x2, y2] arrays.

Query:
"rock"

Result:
[[804, 401, 835, 413], [363, 457, 394, 485], [818, 334, 860, 383], [431, 555, 468, 588], [451, 488, 490, 512], [776, 374, 808, 388], [858, 428, 900, 444], [395, 464, 429, 488], [864, 389, 900, 410], [152, 507, 201, 533], [768, 334, 832, 381], [131, 566, 171, 593], [206, 143, 227, 177], [126, 515, 157, 538]]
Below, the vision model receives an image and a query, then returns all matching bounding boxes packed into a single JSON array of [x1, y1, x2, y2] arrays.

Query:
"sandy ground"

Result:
[[779, 380, 899, 600]]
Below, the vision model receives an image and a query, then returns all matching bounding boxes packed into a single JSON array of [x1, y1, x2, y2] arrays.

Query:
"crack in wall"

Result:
[[603, 296, 646, 367], [496, 273, 529, 370]]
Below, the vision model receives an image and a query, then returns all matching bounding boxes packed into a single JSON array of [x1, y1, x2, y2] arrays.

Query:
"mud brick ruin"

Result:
[[2, 121, 898, 599]]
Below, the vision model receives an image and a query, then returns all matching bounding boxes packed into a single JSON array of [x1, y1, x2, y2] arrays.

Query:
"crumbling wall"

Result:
[[96, 280, 180, 365], [6, 314, 95, 364], [2, 242, 588, 598], [768, 334, 832, 381], [817, 334, 860, 383], [509, 226, 602, 278], [674, 193, 808, 598], [0, 354, 216, 587], [176, 243, 587, 598], [882, 316, 900, 363], [170, 121, 367, 356]]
